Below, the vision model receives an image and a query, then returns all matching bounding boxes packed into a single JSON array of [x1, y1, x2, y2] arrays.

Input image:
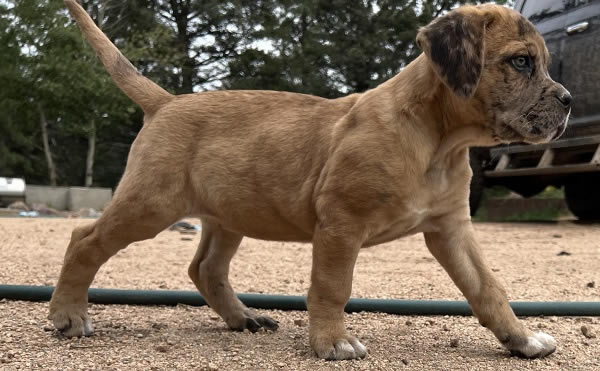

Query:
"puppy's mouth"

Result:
[[498, 110, 570, 144], [552, 110, 570, 140], [494, 123, 524, 143]]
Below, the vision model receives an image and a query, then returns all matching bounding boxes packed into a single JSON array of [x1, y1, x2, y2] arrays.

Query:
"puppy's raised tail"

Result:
[[64, 0, 173, 115]]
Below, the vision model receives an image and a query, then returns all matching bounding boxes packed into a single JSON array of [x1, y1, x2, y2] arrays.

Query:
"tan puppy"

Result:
[[52, 1, 571, 360]]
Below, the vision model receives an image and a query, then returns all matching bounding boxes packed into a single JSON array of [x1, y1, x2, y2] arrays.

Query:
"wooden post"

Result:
[[591, 144, 600, 165], [537, 149, 555, 168], [495, 154, 510, 171]]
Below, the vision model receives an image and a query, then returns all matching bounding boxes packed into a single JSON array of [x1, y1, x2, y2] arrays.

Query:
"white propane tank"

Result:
[[0, 177, 26, 197]]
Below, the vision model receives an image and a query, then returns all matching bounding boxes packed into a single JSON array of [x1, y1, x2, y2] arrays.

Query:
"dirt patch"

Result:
[[1, 218, 599, 369]]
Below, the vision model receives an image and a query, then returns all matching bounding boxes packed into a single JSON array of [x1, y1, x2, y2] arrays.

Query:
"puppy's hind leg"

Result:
[[188, 222, 279, 332], [49, 177, 186, 337]]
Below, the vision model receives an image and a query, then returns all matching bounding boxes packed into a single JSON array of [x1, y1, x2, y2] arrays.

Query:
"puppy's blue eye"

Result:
[[511, 56, 530, 71]]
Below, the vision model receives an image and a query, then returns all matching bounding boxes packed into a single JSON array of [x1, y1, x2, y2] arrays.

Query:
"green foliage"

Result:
[[224, 0, 508, 96], [535, 186, 565, 199], [226, 0, 420, 96], [473, 186, 569, 222], [1, 0, 140, 186], [0, 2, 47, 183], [475, 202, 568, 222]]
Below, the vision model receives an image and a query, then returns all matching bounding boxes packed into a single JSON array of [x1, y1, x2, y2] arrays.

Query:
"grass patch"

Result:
[[474, 185, 569, 222], [500, 205, 567, 222], [534, 186, 564, 199]]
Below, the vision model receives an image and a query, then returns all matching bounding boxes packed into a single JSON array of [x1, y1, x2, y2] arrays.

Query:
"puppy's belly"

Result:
[[196, 207, 315, 242], [231, 224, 313, 242]]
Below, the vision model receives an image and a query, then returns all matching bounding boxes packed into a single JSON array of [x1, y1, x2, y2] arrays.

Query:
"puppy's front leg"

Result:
[[307, 223, 368, 360], [424, 215, 556, 358]]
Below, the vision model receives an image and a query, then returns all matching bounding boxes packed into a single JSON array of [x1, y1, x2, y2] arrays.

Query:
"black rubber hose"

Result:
[[1, 285, 599, 316]]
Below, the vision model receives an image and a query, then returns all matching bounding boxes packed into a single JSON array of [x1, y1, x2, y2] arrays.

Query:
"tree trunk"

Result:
[[82, 3, 103, 187], [180, 56, 195, 94], [85, 120, 96, 187], [38, 103, 57, 186], [170, 0, 195, 93]]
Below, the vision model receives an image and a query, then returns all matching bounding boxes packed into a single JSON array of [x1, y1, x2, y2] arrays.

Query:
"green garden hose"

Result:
[[1, 285, 599, 316]]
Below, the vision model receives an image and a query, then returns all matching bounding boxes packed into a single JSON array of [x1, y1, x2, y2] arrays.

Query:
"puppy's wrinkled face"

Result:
[[417, 5, 571, 144], [479, 8, 571, 143]]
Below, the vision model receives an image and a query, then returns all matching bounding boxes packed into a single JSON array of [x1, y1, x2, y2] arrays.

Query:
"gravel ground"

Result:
[[0, 218, 599, 370]]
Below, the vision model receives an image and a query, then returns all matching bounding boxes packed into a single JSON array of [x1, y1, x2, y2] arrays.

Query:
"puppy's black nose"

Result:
[[555, 91, 572, 108]]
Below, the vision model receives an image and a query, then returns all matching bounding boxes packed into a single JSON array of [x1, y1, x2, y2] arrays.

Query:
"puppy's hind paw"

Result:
[[228, 311, 279, 333], [244, 315, 280, 333]]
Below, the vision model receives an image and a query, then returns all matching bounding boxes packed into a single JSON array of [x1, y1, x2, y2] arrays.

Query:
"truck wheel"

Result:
[[469, 149, 485, 216], [564, 173, 600, 221]]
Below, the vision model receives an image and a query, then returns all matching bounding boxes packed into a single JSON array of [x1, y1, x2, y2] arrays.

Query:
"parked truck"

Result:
[[469, 0, 600, 221]]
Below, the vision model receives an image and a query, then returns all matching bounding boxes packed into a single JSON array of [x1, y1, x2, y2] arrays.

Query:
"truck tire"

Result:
[[469, 149, 486, 216], [564, 173, 600, 221]]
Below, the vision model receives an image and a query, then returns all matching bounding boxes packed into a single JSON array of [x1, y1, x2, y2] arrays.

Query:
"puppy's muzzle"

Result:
[[521, 83, 572, 143], [550, 84, 571, 140]]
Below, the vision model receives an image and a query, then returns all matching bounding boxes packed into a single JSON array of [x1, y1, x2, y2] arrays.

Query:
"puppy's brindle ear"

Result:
[[416, 8, 491, 99]]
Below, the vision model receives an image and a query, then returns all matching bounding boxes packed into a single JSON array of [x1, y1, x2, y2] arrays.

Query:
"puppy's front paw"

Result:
[[48, 304, 94, 338], [311, 333, 367, 360], [508, 332, 556, 358]]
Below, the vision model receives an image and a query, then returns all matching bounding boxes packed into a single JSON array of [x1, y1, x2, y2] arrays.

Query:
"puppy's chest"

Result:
[[366, 202, 434, 246], [367, 169, 464, 245]]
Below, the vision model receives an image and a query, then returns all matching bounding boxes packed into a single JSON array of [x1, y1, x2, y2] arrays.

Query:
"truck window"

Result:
[[522, 0, 566, 21]]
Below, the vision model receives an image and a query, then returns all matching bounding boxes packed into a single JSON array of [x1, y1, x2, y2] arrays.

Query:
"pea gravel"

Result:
[[1, 218, 599, 370]]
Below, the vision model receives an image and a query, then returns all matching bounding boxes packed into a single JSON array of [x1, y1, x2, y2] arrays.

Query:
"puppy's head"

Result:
[[416, 4, 571, 144]]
